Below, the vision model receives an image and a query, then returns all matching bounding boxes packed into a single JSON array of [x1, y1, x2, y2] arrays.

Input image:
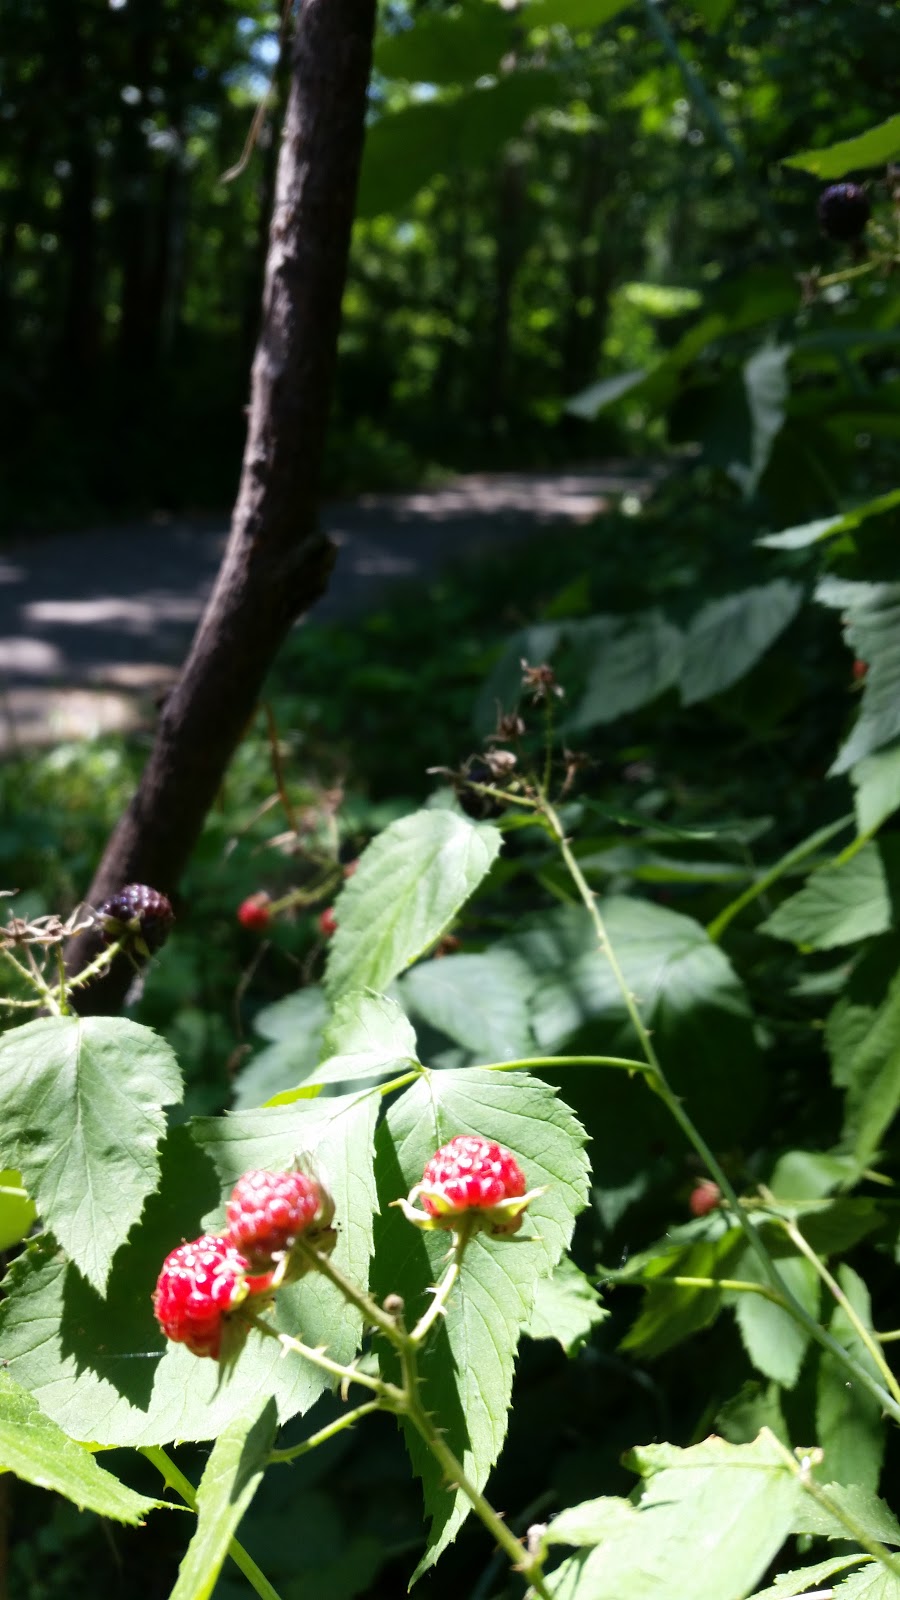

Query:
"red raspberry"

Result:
[[688, 1179, 722, 1218], [421, 1135, 527, 1217], [226, 1169, 331, 1270], [99, 883, 175, 955], [318, 907, 338, 938], [152, 1234, 251, 1360], [237, 893, 271, 931]]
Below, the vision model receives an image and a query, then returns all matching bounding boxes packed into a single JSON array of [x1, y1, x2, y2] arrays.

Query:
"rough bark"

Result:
[[66, 0, 376, 1011]]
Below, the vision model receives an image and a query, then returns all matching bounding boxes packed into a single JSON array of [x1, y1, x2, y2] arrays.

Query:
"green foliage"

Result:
[[168, 1399, 278, 1600], [783, 115, 900, 177]]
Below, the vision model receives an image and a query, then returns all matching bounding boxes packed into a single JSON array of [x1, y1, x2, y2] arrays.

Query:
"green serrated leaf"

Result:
[[169, 1397, 278, 1600], [717, 1380, 790, 1447], [271, 991, 418, 1101], [816, 1266, 885, 1492], [372, 1069, 589, 1576], [400, 948, 536, 1061], [621, 1229, 743, 1358], [324, 810, 501, 1001], [544, 1495, 638, 1548], [748, 1554, 873, 1600], [783, 116, 900, 178], [525, 1255, 607, 1354], [0, 1090, 378, 1447], [833, 1566, 900, 1599], [838, 967, 900, 1170], [0, 1016, 182, 1290], [793, 1481, 900, 1547], [680, 581, 802, 706], [727, 1252, 818, 1389], [565, 610, 684, 731], [0, 1368, 163, 1522], [547, 1430, 803, 1600], [761, 842, 892, 950]]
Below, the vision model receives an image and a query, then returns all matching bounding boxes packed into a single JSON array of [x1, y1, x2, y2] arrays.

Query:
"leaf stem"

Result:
[[479, 1053, 651, 1075], [245, 1311, 402, 1399], [409, 1228, 471, 1345], [765, 1434, 900, 1584], [775, 1210, 900, 1407], [141, 1445, 285, 1600], [290, 1238, 409, 1346], [268, 1400, 381, 1464]]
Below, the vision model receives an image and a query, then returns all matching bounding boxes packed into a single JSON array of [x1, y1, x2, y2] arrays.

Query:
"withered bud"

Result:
[[520, 659, 564, 702]]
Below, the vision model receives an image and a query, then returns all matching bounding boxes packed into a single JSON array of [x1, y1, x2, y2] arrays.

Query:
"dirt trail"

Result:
[[0, 467, 643, 752]]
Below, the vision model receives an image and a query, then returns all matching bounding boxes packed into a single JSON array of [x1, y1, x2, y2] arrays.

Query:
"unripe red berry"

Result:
[[153, 1234, 252, 1359], [852, 659, 868, 682], [422, 1135, 526, 1223], [226, 1169, 335, 1272], [237, 893, 271, 932], [318, 907, 338, 938], [689, 1179, 722, 1218]]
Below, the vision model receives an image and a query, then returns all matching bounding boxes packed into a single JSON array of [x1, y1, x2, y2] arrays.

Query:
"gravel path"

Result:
[[0, 467, 644, 751]]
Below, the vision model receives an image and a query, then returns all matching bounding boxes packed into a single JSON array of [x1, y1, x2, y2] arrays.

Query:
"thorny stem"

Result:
[[64, 937, 127, 992], [141, 1445, 285, 1600], [269, 1400, 381, 1464], [0, 943, 61, 1014], [290, 1238, 405, 1345], [480, 1053, 651, 1076], [605, 1270, 784, 1304], [245, 1311, 401, 1400], [409, 1227, 472, 1345], [541, 794, 900, 1428], [766, 1435, 900, 1584], [776, 1210, 900, 1408]]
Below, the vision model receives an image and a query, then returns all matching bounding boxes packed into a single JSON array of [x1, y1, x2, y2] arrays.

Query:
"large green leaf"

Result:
[[760, 842, 893, 950], [817, 579, 900, 774], [0, 1016, 182, 1290], [358, 71, 557, 217], [545, 1430, 803, 1600], [324, 809, 501, 1001], [817, 1267, 885, 1493], [783, 116, 900, 178], [271, 991, 419, 1102], [168, 1397, 278, 1600], [0, 1090, 379, 1446], [679, 582, 802, 706], [758, 488, 900, 551], [0, 1368, 163, 1523], [372, 1069, 589, 1575], [400, 947, 537, 1060]]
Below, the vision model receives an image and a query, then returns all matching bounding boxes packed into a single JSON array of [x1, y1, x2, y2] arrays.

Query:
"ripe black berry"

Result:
[[99, 883, 175, 955], [818, 182, 870, 242], [457, 759, 507, 821]]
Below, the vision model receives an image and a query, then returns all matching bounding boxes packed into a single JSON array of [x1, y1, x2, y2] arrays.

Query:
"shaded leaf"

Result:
[[324, 809, 501, 1001], [621, 1229, 743, 1359], [679, 582, 802, 706], [169, 1397, 278, 1600], [566, 611, 683, 731], [760, 842, 892, 950], [0, 1016, 182, 1290], [727, 1252, 818, 1389], [375, 2, 514, 83], [401, 948, 536, 1061], [272, 991, 419, 1101], [731, 345, 791, 498], [853, 745, 900, 836], [838, 967, 900, 1170], [793, 1482, 900, 1547], [232, 987, 329, 1110], [0, 1368, 163, 1523], [817, 579, 900, 774]]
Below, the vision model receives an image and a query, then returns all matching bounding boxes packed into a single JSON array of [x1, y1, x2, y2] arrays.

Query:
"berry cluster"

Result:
[[153, 1168, 333, 1359]]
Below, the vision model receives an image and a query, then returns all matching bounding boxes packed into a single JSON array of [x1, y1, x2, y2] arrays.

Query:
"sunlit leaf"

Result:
[[783, 115, 900, 178], [168, 1397, 278, 1600]]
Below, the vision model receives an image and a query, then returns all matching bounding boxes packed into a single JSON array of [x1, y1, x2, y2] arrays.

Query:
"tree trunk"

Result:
[[66, 0, 376, 1012]]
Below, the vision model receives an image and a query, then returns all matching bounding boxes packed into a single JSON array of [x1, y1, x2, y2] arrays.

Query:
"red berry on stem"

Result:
[[689, 1179, 722, 1218], [419, 1134, 528, 1234], [226, 1169, 334, 1271], [318, 906, 338, 938], [153, 1234, 252, 1359], [238, 893, 271, 931]]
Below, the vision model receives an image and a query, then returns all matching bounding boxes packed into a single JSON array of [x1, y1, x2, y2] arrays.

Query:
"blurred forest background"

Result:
[[3, 0, 899, 529]]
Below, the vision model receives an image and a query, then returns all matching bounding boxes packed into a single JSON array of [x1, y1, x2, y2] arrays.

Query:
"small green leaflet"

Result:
[[758, 487, 900, 551], [526, 1256, 607, 1354], [269, 991, 419, 1102], [761, 843, 892, 950], [748, 1554, 874, 1600], [0, 1015, 182, 1291]]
